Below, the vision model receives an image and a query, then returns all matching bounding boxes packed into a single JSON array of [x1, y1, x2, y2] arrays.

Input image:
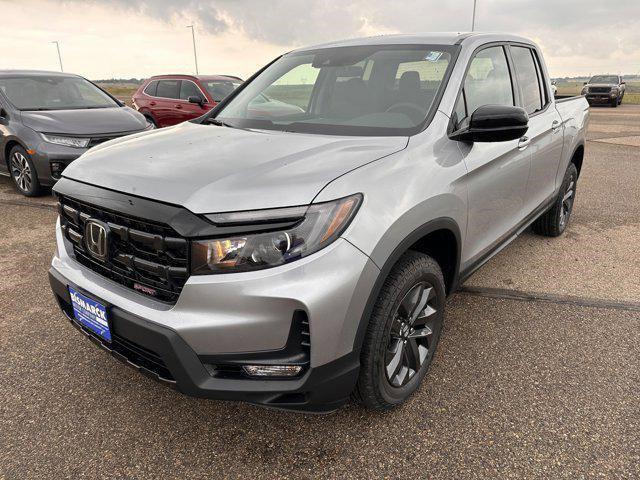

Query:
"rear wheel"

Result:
[[9, 145, 43, 197], [532, 163, 577, 237], [354, 251, 445, 410]]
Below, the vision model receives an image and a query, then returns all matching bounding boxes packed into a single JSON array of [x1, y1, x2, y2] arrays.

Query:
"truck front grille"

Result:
[[589, 86, 611, 94], [58, 195, 189, 304]]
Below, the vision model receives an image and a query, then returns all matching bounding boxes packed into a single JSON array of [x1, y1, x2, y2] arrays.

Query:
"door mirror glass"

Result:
[[449, 105, 529, 143]]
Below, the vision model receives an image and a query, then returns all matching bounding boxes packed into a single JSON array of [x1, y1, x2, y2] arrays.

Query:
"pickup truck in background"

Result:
[[581, 75, 626, 107], [49, 33, 589, 412]]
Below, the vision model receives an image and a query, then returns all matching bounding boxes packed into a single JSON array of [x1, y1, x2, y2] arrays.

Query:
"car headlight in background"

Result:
[[41, 133, 90, 148], [192, 194, 362, 274], [581, 87, 588, 95]]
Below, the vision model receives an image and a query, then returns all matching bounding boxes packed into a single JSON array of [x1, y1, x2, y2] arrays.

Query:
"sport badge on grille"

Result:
[[84, 219, 110, 262]]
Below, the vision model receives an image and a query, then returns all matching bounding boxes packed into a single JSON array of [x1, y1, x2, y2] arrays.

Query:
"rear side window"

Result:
[[511, 46, 544, 115], [156, 80, 179, 99], [179, 80, 203, 101], [143, 81, 158, 96]]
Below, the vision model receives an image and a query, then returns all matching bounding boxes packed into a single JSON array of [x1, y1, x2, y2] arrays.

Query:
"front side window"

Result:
[[0, 75, 118, 111], [463, 46, 514, 117], [511, 46, 543, 115], [156, 80, 179, 99], [179, 80, 203, 101], [214, 44, 456, 136]]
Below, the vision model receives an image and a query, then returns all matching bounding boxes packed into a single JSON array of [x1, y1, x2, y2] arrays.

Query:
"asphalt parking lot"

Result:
[[1, 105, 639, 479]]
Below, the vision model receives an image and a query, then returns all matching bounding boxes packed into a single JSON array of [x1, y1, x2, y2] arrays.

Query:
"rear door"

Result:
[[454, 44, 531, 266], [508, 45, 564, 211], [154, 79, 181, 127]]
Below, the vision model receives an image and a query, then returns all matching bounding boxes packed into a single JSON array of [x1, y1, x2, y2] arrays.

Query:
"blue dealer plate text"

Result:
[[69, 287, 111, 342]]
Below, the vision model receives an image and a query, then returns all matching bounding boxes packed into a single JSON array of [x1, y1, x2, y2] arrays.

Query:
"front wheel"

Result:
[[354, 251, 445, 410], [532, 163, 577, 237], [9, 145, 43, 197], [611, 97, 618, 108]]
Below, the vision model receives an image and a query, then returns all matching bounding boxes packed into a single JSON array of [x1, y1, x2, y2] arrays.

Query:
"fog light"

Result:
[[243, 365, 303, 377], [50, 161, 66, 179]]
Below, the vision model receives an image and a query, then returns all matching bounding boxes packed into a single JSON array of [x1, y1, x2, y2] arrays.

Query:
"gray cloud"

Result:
[[70, 0, 640, 69]]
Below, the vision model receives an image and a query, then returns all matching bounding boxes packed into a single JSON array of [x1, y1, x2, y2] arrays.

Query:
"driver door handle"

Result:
[[552, 120, 562, 133], [517, 136, 530, 150]]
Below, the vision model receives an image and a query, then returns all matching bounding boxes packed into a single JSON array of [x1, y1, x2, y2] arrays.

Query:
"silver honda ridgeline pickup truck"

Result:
[[49, 33, 588, 412]]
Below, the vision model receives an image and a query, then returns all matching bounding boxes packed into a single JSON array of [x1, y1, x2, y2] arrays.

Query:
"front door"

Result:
[[455, 45, 531, 268]]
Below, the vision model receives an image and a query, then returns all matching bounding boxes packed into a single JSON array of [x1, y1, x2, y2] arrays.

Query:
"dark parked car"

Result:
[[581, 75, 626, 107], [0, 71, 152, 196], [132, 74, 243, 128]]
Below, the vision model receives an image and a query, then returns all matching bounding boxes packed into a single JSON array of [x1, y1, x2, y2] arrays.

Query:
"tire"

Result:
[[354, 251, 446, 411], [9, 145, 43, 197], [531, 163, 578, 237], [611, 97, 618, 108]]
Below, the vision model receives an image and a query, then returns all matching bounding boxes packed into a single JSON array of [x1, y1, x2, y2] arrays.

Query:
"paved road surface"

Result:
[[1, 105, 639, 479]]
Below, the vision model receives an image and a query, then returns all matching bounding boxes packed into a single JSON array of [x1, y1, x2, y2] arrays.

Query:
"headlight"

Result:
[[41, 133, 90, 148], [581, 87, 588, 95], [192, 194, 362, 274]]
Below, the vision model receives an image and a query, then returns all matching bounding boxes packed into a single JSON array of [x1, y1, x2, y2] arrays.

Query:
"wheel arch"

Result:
[[570, 143, 584, 178], [352, 217, 462, 353], [4, 138, 28, 170]]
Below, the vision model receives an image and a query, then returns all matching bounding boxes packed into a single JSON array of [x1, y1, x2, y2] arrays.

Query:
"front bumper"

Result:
[[586, 93, 617, 104], [50, 267, 359, 412], [31, 141, 85, 186], [50, 215, 380, 411]]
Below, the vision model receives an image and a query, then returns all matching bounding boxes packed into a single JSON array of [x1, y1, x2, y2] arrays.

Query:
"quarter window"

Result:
[[511, 46, 544, 115], [143, 80, 158, 96], [156, 80, 180, 99]]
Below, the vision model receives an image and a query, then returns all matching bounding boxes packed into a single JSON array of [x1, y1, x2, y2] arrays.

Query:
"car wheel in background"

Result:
[[611, 97, 618, 108], [532, 163, 578, 237], [354, 251, 445, 410], [9, 145, 43, 197]]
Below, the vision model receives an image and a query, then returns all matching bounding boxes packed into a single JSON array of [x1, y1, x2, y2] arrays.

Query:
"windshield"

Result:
[[213, 44, 456, 136], [202, 80, 242, 102], [0, 75, 119, 111], [589, 75, 619, 84]]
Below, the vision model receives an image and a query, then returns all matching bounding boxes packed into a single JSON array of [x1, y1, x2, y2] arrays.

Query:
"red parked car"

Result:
[[132, 74, 242, 128]]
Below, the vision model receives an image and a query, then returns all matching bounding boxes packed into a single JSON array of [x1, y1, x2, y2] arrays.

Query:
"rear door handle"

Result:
[[518, 136, 530, 150], [149, 101, 156, 106], [552, 120, 562, 133], [175, 104, 183, 109]]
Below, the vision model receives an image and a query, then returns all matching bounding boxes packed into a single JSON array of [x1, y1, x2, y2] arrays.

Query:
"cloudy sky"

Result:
[[1, 0, 639, 79]]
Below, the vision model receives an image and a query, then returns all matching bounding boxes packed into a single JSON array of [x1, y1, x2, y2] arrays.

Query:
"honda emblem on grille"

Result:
[[84, 219, 110, 262]]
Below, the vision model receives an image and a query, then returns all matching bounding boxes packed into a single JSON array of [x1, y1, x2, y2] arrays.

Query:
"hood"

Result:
[[62, 122, 407, 213], [21, 106, 148, 135]]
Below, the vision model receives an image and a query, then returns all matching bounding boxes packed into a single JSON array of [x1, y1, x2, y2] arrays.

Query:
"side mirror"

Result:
[[583, 81, 588, 85], [621, 81, 626, 85], [188, 95, 205, 107], [449, 105, 529, 143]]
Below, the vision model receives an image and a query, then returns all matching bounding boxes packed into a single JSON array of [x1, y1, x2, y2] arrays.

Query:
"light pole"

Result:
[[471, 0, 478, 31], [186, 24, 199, 75], [52, 41, 63, 72]]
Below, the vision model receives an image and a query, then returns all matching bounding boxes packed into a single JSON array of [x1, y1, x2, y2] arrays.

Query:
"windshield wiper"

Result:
[[206, 118, 235, 128]]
